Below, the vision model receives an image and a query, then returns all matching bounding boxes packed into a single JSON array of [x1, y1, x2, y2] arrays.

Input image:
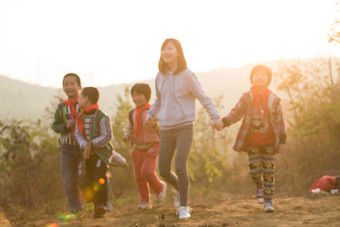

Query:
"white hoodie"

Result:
[[147, 68, 220, 130]]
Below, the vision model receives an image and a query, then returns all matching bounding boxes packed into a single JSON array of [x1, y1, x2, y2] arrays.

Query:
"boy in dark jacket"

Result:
[[74, 87, 113, 218]]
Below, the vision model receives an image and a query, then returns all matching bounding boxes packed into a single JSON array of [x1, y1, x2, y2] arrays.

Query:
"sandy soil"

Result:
[[25, 194, 340, 227]]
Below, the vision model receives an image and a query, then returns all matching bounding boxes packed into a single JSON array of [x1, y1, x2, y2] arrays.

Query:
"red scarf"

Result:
[[76, 103, 99, 137], [250, 86, 270, 119], [64, 98, 78, 119], [64, 98, 78, 132], [134, 103, 151, 138]]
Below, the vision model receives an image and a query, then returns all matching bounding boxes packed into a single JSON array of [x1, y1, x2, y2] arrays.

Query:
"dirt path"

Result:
[[36, 194, 340, 227], [0, 209, 12, 227]]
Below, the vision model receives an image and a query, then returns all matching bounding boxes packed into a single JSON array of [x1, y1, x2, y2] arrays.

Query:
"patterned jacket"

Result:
[[52, 102, 79, 146], [222, 90, 287, 152], [74, 109, 114, 166]]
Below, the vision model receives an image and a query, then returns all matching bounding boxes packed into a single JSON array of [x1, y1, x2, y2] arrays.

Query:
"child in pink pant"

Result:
[[123, 83, 167, 208]]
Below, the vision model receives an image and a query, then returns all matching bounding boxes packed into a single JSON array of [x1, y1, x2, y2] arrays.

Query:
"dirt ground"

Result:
[[15, 193, 336, 227]]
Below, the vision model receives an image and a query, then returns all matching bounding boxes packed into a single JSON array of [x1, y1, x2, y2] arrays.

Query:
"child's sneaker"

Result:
[[256, 187, 264, 204], [264, 202, 275, 213], [94, 204, 106, 218], [174, 191, 180, 208], [106, 200, 112, 212], [137, 200, 152, 209], [156, 181, 167, 202], [111, 152, 127, 167], [176, 206, 192, 219], [65, 209, 82, 220]]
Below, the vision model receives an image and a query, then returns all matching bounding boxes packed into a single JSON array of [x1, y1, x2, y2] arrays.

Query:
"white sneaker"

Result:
[[264, 203, 275, 213], [111, 152, 127, 167], [176, 206, 192, 219], [106, 200, 112, 212], [156, 181, 167, 202], [137, 200, 152, 209], [174, 191, 180, 208]]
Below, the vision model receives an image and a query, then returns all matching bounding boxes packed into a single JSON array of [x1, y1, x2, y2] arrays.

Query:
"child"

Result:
[[145, 38, 221, 219], [52, 73, 82, 218], [311, 175, 340, 193], [74, 87, 113, 218], [123, 83, 166, 209], [216, 64, 287, 213]]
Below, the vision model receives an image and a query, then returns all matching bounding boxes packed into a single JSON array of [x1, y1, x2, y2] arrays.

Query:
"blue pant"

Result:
[[61, 144, 82, 212]]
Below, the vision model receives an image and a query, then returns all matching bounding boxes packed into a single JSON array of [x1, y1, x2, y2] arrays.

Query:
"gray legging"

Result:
[[158, 125, 193, 207]]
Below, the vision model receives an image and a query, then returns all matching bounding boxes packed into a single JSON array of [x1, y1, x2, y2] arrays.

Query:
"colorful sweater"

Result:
[[222, 90, 287, 152], [74, 109, 113, 166], [52, 102, 79, 146]]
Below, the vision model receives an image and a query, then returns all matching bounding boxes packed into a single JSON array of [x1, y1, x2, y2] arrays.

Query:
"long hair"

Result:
[[158, 38, 187, 75]]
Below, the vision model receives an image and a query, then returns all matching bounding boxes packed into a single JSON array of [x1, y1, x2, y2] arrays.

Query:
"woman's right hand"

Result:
[[145, 116, 156, 127]]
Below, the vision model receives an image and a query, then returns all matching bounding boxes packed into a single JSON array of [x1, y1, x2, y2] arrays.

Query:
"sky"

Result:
[[0, 0, 337, 88]]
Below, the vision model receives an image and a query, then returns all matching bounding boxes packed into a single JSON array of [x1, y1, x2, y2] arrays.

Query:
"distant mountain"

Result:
[[0, 60, 287, 120], [0, 75, 56, 120]]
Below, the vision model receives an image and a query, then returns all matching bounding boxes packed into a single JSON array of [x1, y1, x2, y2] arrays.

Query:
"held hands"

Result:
[[145, 116, 157, 128], [84, 142, 92, 159], [211, 120, 224, 131], [66, 119, 76, 129]]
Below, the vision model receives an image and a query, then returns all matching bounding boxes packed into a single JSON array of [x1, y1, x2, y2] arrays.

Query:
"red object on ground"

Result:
[[311, 175, 338, 192]]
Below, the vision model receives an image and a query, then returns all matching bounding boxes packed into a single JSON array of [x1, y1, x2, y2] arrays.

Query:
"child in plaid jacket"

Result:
[[217, 65, 287, 213]]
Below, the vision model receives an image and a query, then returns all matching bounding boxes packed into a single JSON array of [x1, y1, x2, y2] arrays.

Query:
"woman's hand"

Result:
[[212, 120, 224, 131]]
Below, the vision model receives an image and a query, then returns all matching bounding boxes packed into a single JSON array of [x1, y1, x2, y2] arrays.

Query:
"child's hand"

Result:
[[66, 119, 76, 129], [276, 144, 286, 154], [84, 142, 92, 159], [123, 135, 130, 143], [212, 120, 224, 131]]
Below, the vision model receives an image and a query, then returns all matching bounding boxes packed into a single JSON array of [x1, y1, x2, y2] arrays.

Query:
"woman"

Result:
[[146, 38, 221, 219]]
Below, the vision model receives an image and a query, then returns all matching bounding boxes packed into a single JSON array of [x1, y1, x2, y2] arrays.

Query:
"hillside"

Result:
[[0, 76, 56, 120], [0, 60, 286, 120]]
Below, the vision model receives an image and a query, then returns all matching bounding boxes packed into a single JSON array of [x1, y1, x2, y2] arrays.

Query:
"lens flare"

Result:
[[46, 223, 58, 227], [57, 213, 67, 222], [99, 178, 105, 184]]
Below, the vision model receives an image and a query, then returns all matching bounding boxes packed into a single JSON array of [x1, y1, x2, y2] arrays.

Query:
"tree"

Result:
[[328, 1, 340, 44], [109, 87, 136, 198], [274, 58, 340, 194]]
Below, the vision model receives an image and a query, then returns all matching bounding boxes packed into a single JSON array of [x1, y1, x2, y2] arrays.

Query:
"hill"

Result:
[[0, 60, 287, 120], [0, 76, 56, 120]]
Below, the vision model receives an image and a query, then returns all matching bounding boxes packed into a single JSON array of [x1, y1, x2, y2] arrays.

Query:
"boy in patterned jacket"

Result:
[[216, 65, 287, 213], [52, 73, 83, 217]]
